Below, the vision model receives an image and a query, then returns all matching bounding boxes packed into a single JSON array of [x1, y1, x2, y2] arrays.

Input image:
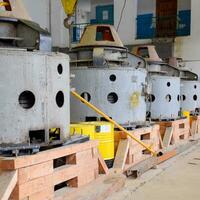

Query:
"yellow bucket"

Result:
[[182, 111, 190, 119], [70, 122, 114, 163]]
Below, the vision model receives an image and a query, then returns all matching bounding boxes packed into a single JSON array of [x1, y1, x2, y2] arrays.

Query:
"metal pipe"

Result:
[[49, 0, 51, 33], [71, 90, 158, 156]]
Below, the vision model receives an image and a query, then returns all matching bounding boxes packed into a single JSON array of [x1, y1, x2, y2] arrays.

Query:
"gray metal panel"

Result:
[[180, 80, 200, 112], [0, 18, 52, 51], [148, 75, 181, 120], [46, 55, 70, 142], [71, 67, 147, 125], [127, 53, 146, 69], [0, 49, 70, 144]]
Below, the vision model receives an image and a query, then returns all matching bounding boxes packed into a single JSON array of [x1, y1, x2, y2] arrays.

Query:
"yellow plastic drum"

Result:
[[182, 111, 190, 120], [70, 122, 114, 167]]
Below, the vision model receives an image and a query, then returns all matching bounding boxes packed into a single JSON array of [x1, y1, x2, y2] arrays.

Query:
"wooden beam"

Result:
[[0, 141, 98, 170], [126, 157, 157, 178], [113, 139, 129, 171], [162, 127, 173, 147], [0, 170, 17, 200], [157, 149, 177, 164], [190, 120, 197, 136], [98, 152, 109, 175]]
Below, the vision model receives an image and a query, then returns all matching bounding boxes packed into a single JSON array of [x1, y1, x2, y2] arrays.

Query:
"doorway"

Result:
[[156, 0, 178, 37]]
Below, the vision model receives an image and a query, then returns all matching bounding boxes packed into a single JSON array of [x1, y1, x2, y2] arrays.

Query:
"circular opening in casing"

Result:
[[146, 111, 151, 118], [57, 64, 63, 74], [81, 92, 91, 102], [177, 95, 180, 101], [165, 94, 172, 102], [182, 95, 186, 101], [146, 94, 155, 102], [109, 74, 116, 82], [194, 85, 197, 89], [193, 95, 198, 101], [19, 91, 35, 109], [167, 82, 171, 87], [56, 91, 64, 107], [107, 93, 118, 104]]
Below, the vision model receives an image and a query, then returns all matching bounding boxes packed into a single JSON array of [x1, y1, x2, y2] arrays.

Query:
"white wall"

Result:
[[50, 0, 69, 48], [178, 0, 191, 11], [137, 0, 155, 15], [114, 0, 151, 45], [175, 0, 200, 77], [76, 0, 91, 24], [23, 0, 50, 30], [114, 0, 137, 45]]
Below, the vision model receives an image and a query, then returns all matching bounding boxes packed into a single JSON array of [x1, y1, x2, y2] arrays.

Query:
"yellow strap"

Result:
[[61, 0, 78, 16], [0, 2, 9, 7]]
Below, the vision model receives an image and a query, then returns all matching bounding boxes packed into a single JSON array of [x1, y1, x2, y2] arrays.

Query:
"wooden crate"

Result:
[[113, 124, 161, 172], [190, 116, 200, 139], [0, 141, 108, 200], [157, 118, 190, 148]]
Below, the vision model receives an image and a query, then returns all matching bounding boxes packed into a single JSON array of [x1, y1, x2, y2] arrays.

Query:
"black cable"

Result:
[[117, 0, 127, 32]]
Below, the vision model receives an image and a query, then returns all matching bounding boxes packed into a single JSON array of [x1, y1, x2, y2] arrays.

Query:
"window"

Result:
[[137, 47, 149, 58], [96, 26, 114, 41]]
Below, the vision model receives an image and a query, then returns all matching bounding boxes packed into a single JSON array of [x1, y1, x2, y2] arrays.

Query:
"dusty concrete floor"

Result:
[[107, 144, 200, 200]]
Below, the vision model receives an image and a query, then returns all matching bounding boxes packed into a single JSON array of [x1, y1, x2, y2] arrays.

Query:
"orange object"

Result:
[[103, 29, 114, 41]]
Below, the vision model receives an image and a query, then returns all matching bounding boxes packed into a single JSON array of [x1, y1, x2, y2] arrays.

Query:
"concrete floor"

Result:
[[107, 144, 200, 200]]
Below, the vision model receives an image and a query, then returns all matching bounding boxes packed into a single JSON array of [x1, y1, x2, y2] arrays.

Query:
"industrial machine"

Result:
[[0, 0, 51, 51], [0, 0, 70, 154], [169, 57, 200, 115], [133, 45, 181, 120], [70, 24, 147, 126]]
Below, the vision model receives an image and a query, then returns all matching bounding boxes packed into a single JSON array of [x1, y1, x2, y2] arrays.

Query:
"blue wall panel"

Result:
[[177, 10, 191, 36], [137, 14, 155, 39], [91, 4, 114, 25]]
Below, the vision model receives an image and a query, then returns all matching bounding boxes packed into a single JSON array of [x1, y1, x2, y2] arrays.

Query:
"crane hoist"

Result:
[[60, 0, 79, 28]]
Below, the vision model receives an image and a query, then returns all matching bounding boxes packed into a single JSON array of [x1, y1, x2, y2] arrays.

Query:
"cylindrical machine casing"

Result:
[[147, 75, 180, 120], [70, 67, 147, 125], [0, 48, 70, 145], [180, 80, 200, 112]]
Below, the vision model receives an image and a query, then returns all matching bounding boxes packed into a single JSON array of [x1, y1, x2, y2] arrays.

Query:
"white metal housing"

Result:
[[71, 67, 147, 125], [180, 80, 200, 112], [0, 48, 70, 145], [147, 75, 181, 120]]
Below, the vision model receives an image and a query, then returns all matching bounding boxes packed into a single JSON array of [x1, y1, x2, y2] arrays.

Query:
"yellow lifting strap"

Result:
[[61, 0, 78, 16], [71, 90, 158, 157], [0, 2, 9, 7]]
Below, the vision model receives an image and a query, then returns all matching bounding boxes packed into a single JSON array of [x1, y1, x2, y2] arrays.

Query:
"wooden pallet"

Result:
[[0, 141, 108, 200], [190, 116, 200, 139], [157, 118, 190, 148], [113, 124, 161, 172]]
